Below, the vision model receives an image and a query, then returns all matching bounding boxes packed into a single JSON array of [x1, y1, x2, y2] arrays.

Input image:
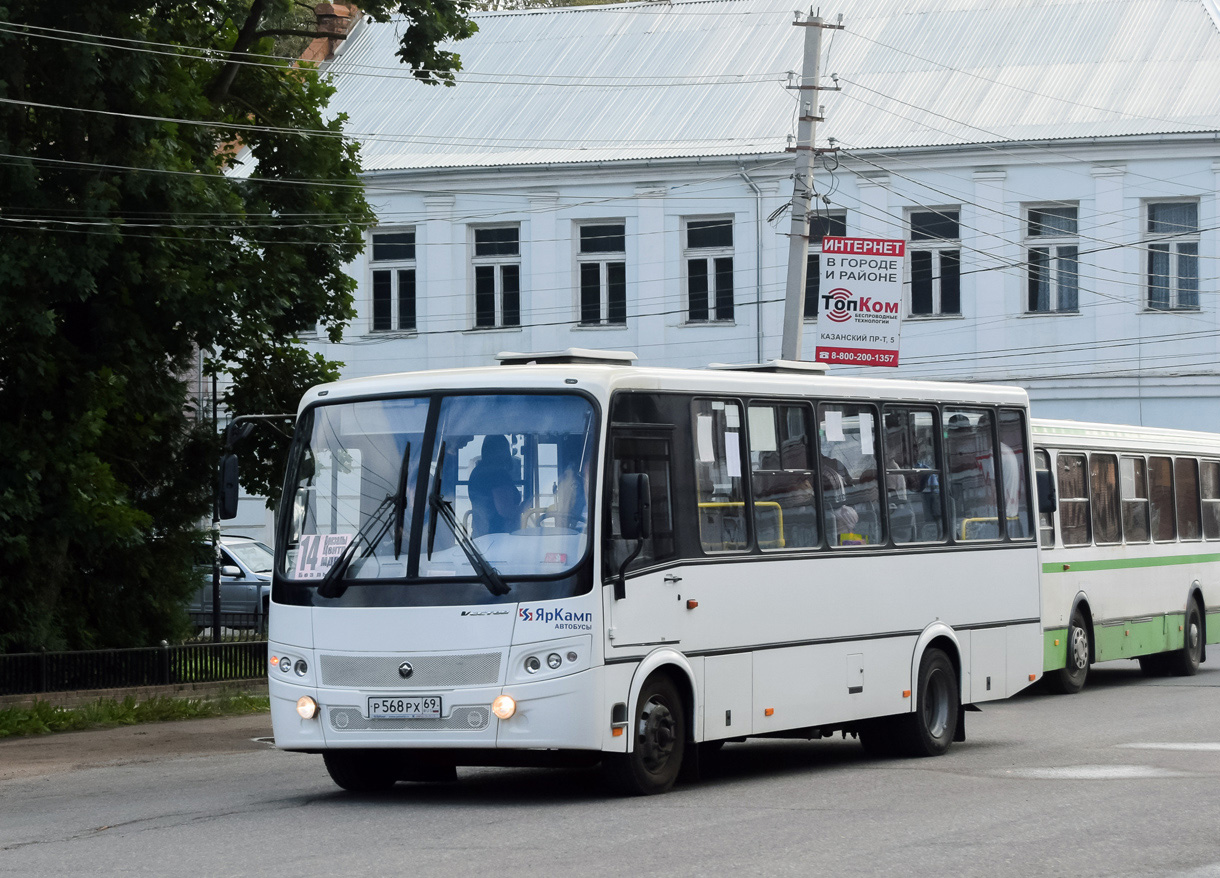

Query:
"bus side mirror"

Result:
[[1036, 469, 1057, 514], [218, 453, 240, 520], [618, 473, 652, 541]]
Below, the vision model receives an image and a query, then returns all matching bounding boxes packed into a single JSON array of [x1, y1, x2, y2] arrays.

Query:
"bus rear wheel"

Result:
[[1168, 601, 1204, 677], [602, 675, 686, 795], [323, 751, 397, 792], [896, 648, 958, 757], [1047, 609, 1090, 694]]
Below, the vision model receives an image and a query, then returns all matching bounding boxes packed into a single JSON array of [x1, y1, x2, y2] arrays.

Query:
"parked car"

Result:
[[189, 536, 273, 631]]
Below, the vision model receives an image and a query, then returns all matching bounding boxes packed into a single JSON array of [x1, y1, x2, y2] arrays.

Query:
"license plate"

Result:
[[367, 695, 442, 719]]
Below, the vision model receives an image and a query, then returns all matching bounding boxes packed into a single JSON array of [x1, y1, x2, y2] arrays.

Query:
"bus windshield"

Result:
[[280, 393, 596, 597]]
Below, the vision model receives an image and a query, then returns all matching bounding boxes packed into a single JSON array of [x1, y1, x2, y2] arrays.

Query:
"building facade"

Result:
[[275, 0, 1220, 430]]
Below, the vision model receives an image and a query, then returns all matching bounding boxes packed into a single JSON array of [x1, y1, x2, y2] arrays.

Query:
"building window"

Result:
[[578, 223, 626, 325], [370, 230, 416, 332], [684, 218, 734, 322], [804, 212, 848, 319], [1026, 206, 1079, 313], [472, 226, 521, 329], [909, 209, 960, 316], [1146, 201, 1199, 310]]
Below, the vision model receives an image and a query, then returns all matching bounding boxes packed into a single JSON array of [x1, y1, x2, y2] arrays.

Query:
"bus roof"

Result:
[[1032, 418, 1220, 455], [299, 357, 1031, 413]]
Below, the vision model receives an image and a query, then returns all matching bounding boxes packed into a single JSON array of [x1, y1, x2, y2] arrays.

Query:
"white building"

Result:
[[278, 0, 1220, 430]]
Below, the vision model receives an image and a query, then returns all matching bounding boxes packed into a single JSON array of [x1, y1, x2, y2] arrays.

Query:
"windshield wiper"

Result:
[[317, 441, 414, 597], [426, 442, 510, 597], [316, 494, 394, 599], [392, 441, 411, 559], [426, 441, 446, 560]]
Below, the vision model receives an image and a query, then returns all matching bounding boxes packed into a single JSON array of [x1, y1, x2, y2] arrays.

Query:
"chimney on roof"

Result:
[[303, 4, 358, 63]]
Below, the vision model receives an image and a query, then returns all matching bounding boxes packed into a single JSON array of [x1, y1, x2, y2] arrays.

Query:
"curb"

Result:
[[0, 679, 269, 710]]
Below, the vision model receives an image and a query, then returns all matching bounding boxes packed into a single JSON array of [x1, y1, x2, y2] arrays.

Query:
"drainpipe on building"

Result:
[[740, 168, 764, 363]]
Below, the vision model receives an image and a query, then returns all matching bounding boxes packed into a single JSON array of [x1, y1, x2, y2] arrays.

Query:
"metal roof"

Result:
[[320, 0, 1220, 170]]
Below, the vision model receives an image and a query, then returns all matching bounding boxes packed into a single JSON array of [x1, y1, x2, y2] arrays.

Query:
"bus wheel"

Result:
[[897, 648, 959, 757], [323, 751, 397, 792], [603, 675, 686, 795], [1168, 601, 1204, 677], [1047, 609, 1090, 694]]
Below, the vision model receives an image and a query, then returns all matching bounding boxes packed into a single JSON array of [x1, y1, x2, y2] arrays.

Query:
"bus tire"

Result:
[[897, 648, 958, 758], [1047, 609, 1090, 694], [323, 750, 398, 792], [1168, 601, 1203, 677], [602, 674, 686, 795]]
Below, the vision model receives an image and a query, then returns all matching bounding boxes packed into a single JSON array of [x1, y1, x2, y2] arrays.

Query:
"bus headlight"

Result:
[[491, 695, 516, 720], [296, 696, 319, 720]]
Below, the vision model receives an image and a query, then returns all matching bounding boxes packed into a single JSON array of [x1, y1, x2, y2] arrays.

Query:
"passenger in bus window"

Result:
[[946, 413, 1000, 539], [821, 454, 861, 543], [997, 415, 1028, 537], [468, 434, 524, 536]]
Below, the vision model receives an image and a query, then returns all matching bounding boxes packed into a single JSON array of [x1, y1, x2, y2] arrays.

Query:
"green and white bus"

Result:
[[1033, 419, 1219, 692]]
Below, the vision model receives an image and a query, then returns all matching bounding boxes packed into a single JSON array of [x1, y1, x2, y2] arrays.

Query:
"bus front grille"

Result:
[[318, 652, 502, 688]]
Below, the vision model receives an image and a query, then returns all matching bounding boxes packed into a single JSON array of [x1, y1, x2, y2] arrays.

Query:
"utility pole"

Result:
[[780, 12, 842, 361], [211, 371, 222, 643]]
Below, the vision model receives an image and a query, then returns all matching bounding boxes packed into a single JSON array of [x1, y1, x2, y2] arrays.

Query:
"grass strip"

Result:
[[0, 693, 270, 738]]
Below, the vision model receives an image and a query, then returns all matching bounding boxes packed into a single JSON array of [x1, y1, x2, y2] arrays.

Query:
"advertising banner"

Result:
[[813, 236, 905, 368]]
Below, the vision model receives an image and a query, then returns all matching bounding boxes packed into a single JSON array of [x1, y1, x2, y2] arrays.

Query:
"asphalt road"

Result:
[[2, 663, 1219, 878]]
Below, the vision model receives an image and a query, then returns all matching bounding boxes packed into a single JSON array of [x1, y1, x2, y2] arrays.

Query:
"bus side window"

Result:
[[1057, 452, 1091, 546], [1202, 461, 1220, 540], [1035, 449, 1055, 547], [1120, 456, 1150, 543], [1090, 454, 1121, 544], [818, 402, 883, 547], [1175, 457, 1202, 541], [998, 409, 1032, 539], [882, 406, 944, 544], [748, 402, 818, 550], [1149, 456, 1176, 542], [692, 399, 748, 553], [944, 409, 1000, 541], [605, 434, 676, 577]]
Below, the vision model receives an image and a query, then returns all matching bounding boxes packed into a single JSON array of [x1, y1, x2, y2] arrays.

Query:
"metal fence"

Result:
[[186, 611, 267, 643], [0, 641, 268, 697]]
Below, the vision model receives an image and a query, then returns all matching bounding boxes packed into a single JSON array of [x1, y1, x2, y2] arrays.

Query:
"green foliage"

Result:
[[223, 344, 342, 505], [0, 0, 475, 652], [0, 693, 270, 738], [361, 0, 480, 86]]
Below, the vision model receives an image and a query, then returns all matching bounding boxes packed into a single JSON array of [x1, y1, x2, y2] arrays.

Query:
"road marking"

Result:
[[1118, 742, 1220, 751], [1170, 864, 1220, 877], [1001, 765, 1187, 779]]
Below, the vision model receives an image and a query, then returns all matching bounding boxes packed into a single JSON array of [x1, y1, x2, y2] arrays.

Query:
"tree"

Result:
[[0, 0, 476, 652]]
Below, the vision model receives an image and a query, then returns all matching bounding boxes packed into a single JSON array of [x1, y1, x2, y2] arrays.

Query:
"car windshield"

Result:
[[281, 393, 596, 586], [227, 541, 273, 573]]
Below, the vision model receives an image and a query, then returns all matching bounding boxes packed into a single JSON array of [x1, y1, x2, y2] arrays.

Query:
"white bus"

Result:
[[1033, 419, 1218, 693], [262, 350, 1043, 794]]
